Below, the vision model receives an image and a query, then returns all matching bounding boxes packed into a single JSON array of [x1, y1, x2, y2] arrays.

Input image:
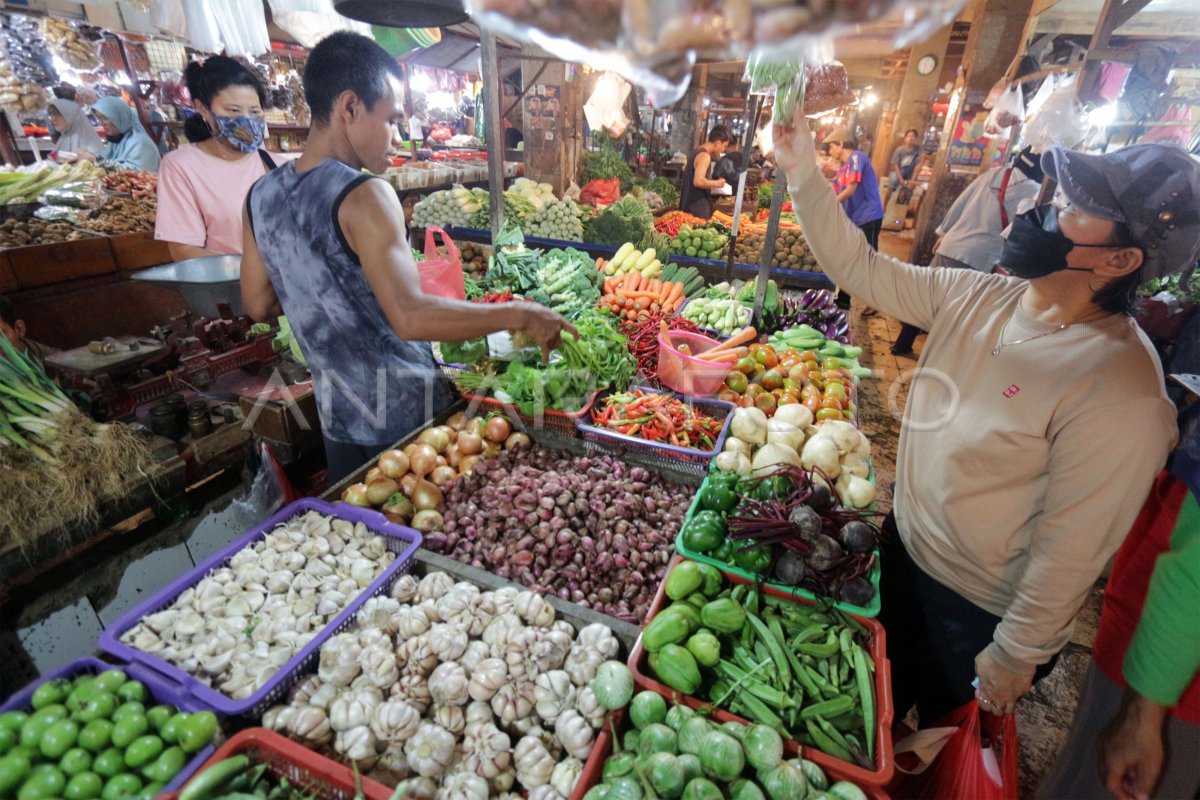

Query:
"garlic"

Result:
[[316, 590, 348, 617], [428, 662, 469, 706], [574, 623, 619, 660], [490, 681, 535, 727], [309, 682, 341, 710], [533, 670, 576, 724], [492, 768, 516, 794], [529, 786, 567, 800], [335, 724, 377, 763], [375, 745, 411, 782], [550, 757, 583, 797], [555, 710, 594, 760], [394, 777, 437, 800], [318, 634, 362, 687], [461, 722, 511, 779], [371, 700, 421, 745], [357, 596, 401, 633], [465, 701, 493, 727], [514, 734, 555, 788], [437, 591, 487, 637], [288, 705, 332, 745], [262, 705, 296, 733], [459, 640, 491, 674], [417, 571, 455, 602], [482, 613, 523, 652], [329, 686, 381, 732], [564, 645, 605, 687], [405, 722, 455, 777], [394, 605, 432, 640], [391, 574, 419, 602], [289, 674, 324, 706], [390, 673, 431, 714], [504, 628, 543, 680], [514, 591, 556, 628], [436, 770, 489, 800], [467, 658, 507, 702], [491, 587, 519, 616], [574, 686, 606, 729], [356, 627, 390, 651], [349, 557, 378, 589], [433, 702, 466, 736], [428, 623, 469, 662], [403, 634, 440, 675], [530, 629, 573, 673], [360, 643, 399, 689]]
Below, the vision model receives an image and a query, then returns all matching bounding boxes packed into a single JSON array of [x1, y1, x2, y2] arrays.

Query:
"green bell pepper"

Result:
[[699, 475, 739, 513], [733, 539, 773, 574], [681, 511, 726, 553]]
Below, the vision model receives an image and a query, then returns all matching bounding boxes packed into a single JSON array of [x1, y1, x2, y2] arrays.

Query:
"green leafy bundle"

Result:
[[526, 247, 603, 320], [486, 221, 542, 294], [581, 146, 634, 189], [584, 196, 654, 247], [644, 176, 680, 208]]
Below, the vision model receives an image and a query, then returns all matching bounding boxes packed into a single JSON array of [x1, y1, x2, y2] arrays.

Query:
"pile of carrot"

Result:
[[598, 271, 687, 321], [672, 325, 758, 366]]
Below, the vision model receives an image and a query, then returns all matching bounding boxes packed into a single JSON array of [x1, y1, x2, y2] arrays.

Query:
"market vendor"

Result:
[[679, 125, 730, 220], [47, 99, 103, 161], [0, 296, 55, 367], [240, 32, 576, 482], [773, 115, 1199, 725], [156, 57, 274, 261], [82, 96, 161, 173]]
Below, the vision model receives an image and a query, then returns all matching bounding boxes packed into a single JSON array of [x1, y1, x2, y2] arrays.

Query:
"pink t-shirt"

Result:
[[154, 144, 270, 255]]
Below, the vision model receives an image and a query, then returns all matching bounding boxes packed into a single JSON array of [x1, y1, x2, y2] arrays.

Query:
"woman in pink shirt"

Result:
[[155, 57, 276, 261]]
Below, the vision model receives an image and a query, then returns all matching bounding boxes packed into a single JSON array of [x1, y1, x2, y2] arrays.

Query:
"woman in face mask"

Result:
[[773, 114, 1200, 732], [87, 96, 161, 173], [155, 56, 273, 261]]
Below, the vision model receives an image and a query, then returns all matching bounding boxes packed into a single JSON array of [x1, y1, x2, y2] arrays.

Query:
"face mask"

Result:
[[213, 114, 266, 153], [998, 204, 1120, 279], [106, 129, 126, 143]]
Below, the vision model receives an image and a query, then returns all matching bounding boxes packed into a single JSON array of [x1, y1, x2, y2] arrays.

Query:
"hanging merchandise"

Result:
[[983, 84, 1024, 135], [1023, 72, 1090, 152], [40, 18, 103, 70], [583, 71, 632, 137], [212, 0, 272, 58], [269, 0, 374, 49], [0, 15, 56, 114], [1140, 104, 1193, 148], [150, 0, 188, 39], [180, 0, 224, 53]]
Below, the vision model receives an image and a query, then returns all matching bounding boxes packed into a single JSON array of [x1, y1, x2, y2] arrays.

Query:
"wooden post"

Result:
[[481, 33, 506, 241]]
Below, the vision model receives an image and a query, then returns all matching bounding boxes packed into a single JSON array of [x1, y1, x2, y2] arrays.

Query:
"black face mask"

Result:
[[105, 129, 126, 143], [998, 204, 1119, 279]]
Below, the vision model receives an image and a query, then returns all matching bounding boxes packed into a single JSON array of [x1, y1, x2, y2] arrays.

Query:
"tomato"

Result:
[[759, 369, 783, 392], [177, 712, 217, 754], [738, 396, 755, 409], [19, 716, 53, 751], [754, 393, 777, 414], [77, 720, 113, 754], [39, 719, 79, 760], [822, 369, 847, 383], [754, 347, 779, 368], [101, 773, 142, 800], [0, 713, 29, 734], [18, 765, 65, 800], [734, 357, 756, 376], [778, 394, 800, 406], [815, 407, 844, 421], [724, 371, 748, 394], [744, 384, 763, 400], [66, 681, 98, 714], [800, 350, 818, 363], [63, 771, 103, 800], [114, 683, 146, 705], [751, 363, 765, 380], [787, 363, 810, 381], [0, 752, 32, 796], [717, 389, 739, 405], [141, 746, 186, 784], [76, 693, 116, 725], [91, 672, 127, 695], [804, 395, 821, 414], [820, 397, 843, 411], [782, 378, 802, 395], [0, 727, 14, 755], [30, 680, 70, 711], [825, 383, 847, 400], [820, 358, 841, 371], [123, 736, 163, 769], [59, 748, 93, 777], [111, 703, 144, 725], [800, 384, 820, 401], [110, 715, 147, 749]]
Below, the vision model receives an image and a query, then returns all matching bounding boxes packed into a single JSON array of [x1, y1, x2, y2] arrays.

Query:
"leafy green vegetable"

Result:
[[581, 144, 634, 188], [438, 338, 488, 365], [1142, 272, 1200, 304], [487, 222, 542, 294], [585, 197, 654, 247], [644, 177, 680, 208], [525, 247, 603, 320]]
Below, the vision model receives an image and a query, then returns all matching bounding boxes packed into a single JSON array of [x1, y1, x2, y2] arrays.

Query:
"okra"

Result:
[[715, 660, 795, 709], [747, 613, 792, 691], [799, 696, 855, 720], [834, 608, 869, 637], [733, 691, 786, 731], [816, 716, 854, 754], [791, 624, 827, 645], [805, 718, 853, 762], [797, 633, 840, 659], [853, 644, 875, 759], [839, 628, 855, 654], [711, 657, 772, 709]]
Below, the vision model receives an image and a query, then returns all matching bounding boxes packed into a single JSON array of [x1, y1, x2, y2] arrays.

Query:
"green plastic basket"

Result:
[[676, 471, 882, 617]]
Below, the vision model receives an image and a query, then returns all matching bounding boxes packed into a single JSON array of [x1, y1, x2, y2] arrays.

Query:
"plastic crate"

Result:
[[459, 388, 601, 438], [0, 657, 217, 794], [679, 471, 882, 617], [161, 728, 394, 800], [576, 388, 734, 478], [98, 499, 422, 720], [628, 555, 894, 788], [576, 699, 890, 800]]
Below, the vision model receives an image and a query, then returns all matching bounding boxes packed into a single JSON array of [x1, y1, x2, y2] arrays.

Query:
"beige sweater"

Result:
[[787, 162, 1178, 672]]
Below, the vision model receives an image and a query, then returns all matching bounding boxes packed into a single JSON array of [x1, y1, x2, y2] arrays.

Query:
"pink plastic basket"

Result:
[[656, 330, 730, 397]]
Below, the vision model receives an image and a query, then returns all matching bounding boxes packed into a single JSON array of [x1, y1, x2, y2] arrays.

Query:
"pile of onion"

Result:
[[339, 412, 533, 533]]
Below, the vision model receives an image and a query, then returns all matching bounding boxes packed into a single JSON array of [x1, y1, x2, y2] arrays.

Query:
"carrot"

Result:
[[702, 350, 744, 364], [706, 326, 758, 354], [637, 273, 648, 292], [596, 258, 607, 272], [649, 279, 661, 296], [620, 290, 662, 301], [663, 282, 685, 308], [667, 297, 684, 314], [622, 272, 639, 291]]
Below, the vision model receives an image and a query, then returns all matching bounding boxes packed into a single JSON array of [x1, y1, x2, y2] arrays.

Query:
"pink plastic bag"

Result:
[[418, 227, 466, 300]]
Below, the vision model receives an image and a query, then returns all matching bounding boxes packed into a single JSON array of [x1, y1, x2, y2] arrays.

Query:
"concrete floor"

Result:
[[858, 230, 1100, 798]]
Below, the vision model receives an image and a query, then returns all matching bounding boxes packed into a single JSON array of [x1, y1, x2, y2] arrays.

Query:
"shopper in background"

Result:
[[85, 96, 161, 173], [891, 146, 1043, 356], [773, 115, 1198, 726], [679, 125, 730, 220], [155, 57, 274, 261], [823, 126, 884, 249], [883, 128, 923, 207], [714, 138, 744, 186], [1037, 403, 1200, 800], [240, 32, 575, 482], [47, 99, 104, 161]]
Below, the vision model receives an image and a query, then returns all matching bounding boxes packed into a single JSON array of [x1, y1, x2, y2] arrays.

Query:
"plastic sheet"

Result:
[[1023, 72, 1091, 151], [583, 71, 632, 136], [268, 0, 374, 48], [984, 84, 1024, 135]]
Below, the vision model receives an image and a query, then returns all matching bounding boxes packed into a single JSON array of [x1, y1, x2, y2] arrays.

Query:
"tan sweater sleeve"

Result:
[[786, 164, 974, 330], [987, 397, 1178, 671]]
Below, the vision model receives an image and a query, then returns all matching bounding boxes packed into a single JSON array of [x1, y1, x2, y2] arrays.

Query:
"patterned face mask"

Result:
[[213, 114, 266, 153]]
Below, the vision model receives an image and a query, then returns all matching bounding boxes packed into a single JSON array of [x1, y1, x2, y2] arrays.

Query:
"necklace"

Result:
[[990, 319, 1070, 357]]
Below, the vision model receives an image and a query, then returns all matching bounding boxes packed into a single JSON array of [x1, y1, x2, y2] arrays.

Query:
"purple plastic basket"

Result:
[[0, 657, 216, 793], [98, 498, 421, 720], [576, 387, 734, 477]]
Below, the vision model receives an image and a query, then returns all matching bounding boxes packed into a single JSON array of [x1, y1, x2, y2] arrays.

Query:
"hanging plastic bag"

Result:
[[418, 227, 466, 300], [984, 85, 1025, 135], [803, 61, 856, 115], [1141, 103, 1192, 148], [584, 72, 633, 138], [891, 702, 1018, 800], [1024, 72, 1091, 151]]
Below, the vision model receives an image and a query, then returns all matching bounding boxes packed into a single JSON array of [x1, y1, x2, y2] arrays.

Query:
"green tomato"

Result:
[[177, 711, 217, 754], [30, 705, 67, 725], [30, 679, 71, 711], [17, 764, 66, 800], [77, 720, 114, 754], [76, 693, 117, 724], [159, 712, 189, 745], [110, 715, 148, 750], [0, 712, 28, 734], [141, 746, 185, 784], [101, 772, 142, 800], [0, 751, 33, 795], [138, 782, 165, 800], [59, 747, 94, 777], [114, 682, 146, 705], [144, 706, 173, 733], [63, 771, 104, 800], [628, 691, 668, 731], [0, 726, 15, 755], [91, 671, 127, 695], [66, 680, 98, 713], [122, 735, 163, 769], [18, 716, 53, 750], [111, 703, 145, 724], [92, 747, 125, 779], [39, 719, 80, 760]]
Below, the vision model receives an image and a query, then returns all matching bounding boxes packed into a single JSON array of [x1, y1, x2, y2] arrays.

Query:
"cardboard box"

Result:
[[238, 383, 320, 444]]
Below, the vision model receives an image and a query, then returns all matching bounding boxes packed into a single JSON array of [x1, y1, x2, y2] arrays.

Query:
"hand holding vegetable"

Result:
[[516, 303, 579, 363], [771, 111, 818, 186], [974, 647, 1034, 715]]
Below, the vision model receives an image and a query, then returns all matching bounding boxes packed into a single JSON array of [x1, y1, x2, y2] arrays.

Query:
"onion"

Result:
[[484, 417, 512, 443], [435, 425, 456, 443], [364, 466, 382, 484], [341, 483, 371, 507], [436, 456, 448, 468], [459, 455, 481, 474], [482, 441, 502, 459], [411, 509, 444, 533], [446, 444, 462, 468], [418, 427, 451, 454], [504, 432, 532, 450], [366, 477, 399, 506], [383, 512, 406, 526], [446, 412, 467, 431], [457, 431, 483, 456], [400, 473, 419, 497], [411, 479, 444, 511], [402, 443, 420, 459], [410, 444, 438, 477], [377, 449, 410, 479], [464, 417, 487, 438], [430, 466, 457, 487], [383, 493, 414, 518]]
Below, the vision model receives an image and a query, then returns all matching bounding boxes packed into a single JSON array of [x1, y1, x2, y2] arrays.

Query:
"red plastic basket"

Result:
[[161, 728, 393, 800], [459, 388, 601, 438], [576, 694, 890, 799], [628, 555, 895, 788]]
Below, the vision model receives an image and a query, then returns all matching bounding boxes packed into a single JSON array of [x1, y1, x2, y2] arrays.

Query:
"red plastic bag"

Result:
[[418, 227, 466, 300], [891, 702, 1018, 800], [579, 178, 620, 207]]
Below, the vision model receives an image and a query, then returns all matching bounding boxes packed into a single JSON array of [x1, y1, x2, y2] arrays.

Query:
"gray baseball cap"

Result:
[[1040, 144, 1200, 280]]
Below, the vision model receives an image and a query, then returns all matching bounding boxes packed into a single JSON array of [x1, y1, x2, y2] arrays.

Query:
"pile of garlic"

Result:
[[262, 570, 623, 799], [120, 511, 396, 701]]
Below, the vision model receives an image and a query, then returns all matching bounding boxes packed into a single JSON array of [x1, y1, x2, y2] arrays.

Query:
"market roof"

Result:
[[398, 21, 536, 71]]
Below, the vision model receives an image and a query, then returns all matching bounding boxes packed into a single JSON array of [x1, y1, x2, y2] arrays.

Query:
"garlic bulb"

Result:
[[490, 681, 535, 727], [459, 640, 491, 674], [530, 629, 573, 673], [564, 645, 605, 687], [370, 700, 421, 745], [417, 571, 455, 602], [391, 574, 419, 603], [533, 670, 576, 724], [481, 613, 523, 651], [428, 662, 469, 706], [491, 587, 519, 617], [329, 686, 382, 732], [554, 710, 594, 760], [465, 701, 493, 727], [390, 673, 431, 714], [514, 734, 555, 788], [550, 757, 583, 797], [262, 705, 295, 733], [334, 724, 377, 762], [318, 634, 362, 687], [403, 634, 440, 675], [467, 658, 507, 702], [356, 627, 391, 651], [574, 686, 606, 729], [462, 722, 511, 779], [437, 590, 488, 637], [433, 703, 466, 736], [394, 777, 437, 800], [436, 770, 489, 800], [394, 605, 432, 641], [551, 620, 576, 639], [428, 623, 469, 662], [575, 623, 619, 660], [309, 681, 340, 710], [360, 642, 399, 688], [404, 722, 455, 777], [529, 786, 567, 800], [514, 592, 555, 628], [375, 745, 411, 783], [288, 706, 332, 745], [491, 768, 516, 794]]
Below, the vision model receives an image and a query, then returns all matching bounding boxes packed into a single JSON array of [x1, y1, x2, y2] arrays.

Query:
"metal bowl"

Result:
[[131, 255, 244, 316]]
